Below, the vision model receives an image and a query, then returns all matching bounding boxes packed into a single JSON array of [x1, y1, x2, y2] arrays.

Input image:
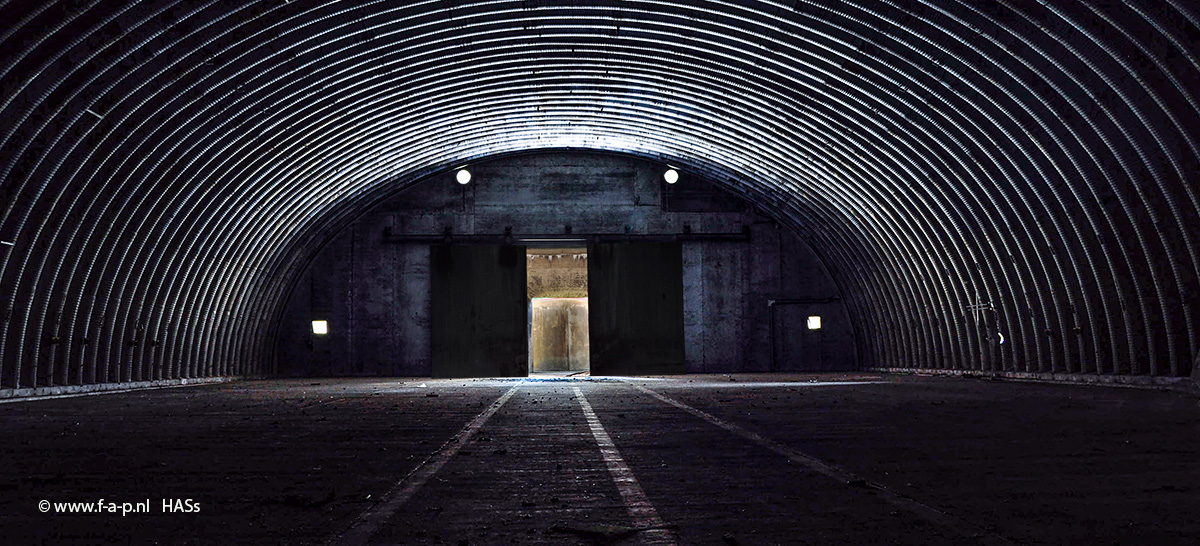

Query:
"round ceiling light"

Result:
[[663, 168, 679, 184], [456, 169, 472, 184]]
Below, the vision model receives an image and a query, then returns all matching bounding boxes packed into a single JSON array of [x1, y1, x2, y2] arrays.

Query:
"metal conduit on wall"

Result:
[[0, 1, 1197, 389]]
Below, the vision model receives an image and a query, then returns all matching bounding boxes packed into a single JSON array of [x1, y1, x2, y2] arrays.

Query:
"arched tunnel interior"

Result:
[[1, 1, 1198, 544]]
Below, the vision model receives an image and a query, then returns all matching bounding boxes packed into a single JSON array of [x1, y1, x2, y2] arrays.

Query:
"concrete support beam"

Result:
[[0, 376, 240, 402], [869, 367, 1199, 393]]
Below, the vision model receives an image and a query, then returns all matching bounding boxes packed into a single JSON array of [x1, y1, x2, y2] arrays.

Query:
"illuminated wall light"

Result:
[[456, 168, 472, 184], [807, 316, 822, 330], [311, 320, 328, 335], [663, 168, 679, 184]]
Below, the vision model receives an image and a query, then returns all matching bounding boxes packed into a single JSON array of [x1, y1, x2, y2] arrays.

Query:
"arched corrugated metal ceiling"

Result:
[[1, 1, 1197, 387]]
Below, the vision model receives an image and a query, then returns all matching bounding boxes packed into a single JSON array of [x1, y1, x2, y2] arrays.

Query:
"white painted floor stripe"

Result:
[[573, 385, 676, 546], [328, 381, 524, 546], [624, 381, 1016, 546]]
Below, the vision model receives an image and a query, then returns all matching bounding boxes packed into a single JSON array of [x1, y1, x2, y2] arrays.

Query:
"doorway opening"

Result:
[[527, 245, 589, 377]]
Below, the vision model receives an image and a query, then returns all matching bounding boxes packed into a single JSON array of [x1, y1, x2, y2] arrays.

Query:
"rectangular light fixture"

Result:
[[807, 316, 822, 330], [311, 320, 328, 335]]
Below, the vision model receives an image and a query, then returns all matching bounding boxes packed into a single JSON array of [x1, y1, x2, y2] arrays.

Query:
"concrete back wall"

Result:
[[530, 298, 590, 372], [274, 152, 855, 376]]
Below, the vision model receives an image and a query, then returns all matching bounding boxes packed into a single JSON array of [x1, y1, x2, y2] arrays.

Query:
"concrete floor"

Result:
[[1, 374, 1198, 545]]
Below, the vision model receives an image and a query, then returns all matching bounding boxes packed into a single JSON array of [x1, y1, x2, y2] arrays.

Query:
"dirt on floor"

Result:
[[0, 373, 1197, 545]]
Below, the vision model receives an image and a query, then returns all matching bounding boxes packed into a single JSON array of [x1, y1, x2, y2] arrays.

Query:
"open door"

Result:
[[588, 242, 685, 375], [431, 244, 527, 378]]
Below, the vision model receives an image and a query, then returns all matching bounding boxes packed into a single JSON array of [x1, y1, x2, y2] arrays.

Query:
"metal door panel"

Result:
[[431, 244, 527, 378], [588, 242, 685, 375]]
